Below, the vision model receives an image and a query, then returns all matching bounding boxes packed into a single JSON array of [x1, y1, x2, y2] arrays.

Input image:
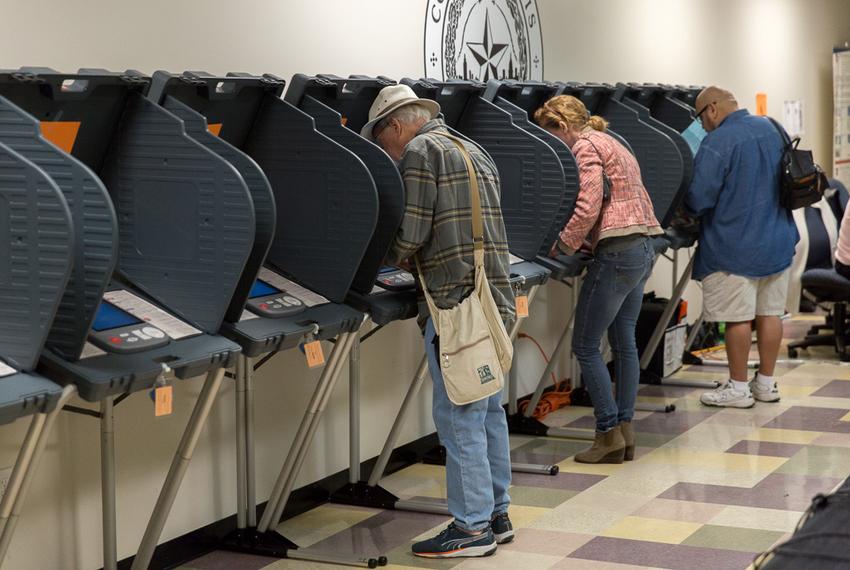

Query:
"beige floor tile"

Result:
[[747, 428, 824, 444], [601, 516, 702, 544], [709, 505, 805, 533], [632, 498, 728, 524], [275, 503, 381, 548]]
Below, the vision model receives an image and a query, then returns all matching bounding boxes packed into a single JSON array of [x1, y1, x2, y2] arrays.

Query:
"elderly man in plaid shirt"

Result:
[[362, 84, 515, 559]]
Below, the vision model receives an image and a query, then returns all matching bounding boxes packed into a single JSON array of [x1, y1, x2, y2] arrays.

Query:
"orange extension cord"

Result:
[[516, 333, 572, 420]]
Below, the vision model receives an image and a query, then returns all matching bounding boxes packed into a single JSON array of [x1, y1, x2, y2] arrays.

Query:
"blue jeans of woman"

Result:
[[572, 238, 655, 432], [424, 318, 511, 531]]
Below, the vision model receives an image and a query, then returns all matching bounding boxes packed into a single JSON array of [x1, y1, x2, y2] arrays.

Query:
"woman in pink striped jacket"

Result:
[[535, 95, 662, 464]]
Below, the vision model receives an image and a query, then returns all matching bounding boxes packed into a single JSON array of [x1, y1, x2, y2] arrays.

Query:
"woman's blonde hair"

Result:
[[533, 95, 608, 133]]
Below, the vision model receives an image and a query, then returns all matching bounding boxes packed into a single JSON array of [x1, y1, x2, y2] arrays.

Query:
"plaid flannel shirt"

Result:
[[386, 119, 515, 326]]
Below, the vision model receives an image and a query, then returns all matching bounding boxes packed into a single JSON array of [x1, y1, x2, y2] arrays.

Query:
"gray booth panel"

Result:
[[244, 97, 379, 304], [0, 95, 118, 361], [298, 94, 404, 295], [161, 95, 276, 324], [0, 141, 73, 371], [98, 93, 255, 334]]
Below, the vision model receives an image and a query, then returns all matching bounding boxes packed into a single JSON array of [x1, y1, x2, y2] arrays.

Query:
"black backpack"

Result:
[[768, 117, 828, 210]]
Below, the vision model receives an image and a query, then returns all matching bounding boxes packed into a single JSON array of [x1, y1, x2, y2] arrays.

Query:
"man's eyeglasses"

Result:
[[695, 100, 717, 124], [373, 118, 391, 140]]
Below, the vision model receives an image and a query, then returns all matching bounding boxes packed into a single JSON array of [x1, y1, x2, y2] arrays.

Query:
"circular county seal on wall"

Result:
[[425, 0, 543, 82]]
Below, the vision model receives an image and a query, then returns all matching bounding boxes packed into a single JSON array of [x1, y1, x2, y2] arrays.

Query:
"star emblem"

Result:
[[465, 9, 509, 82]]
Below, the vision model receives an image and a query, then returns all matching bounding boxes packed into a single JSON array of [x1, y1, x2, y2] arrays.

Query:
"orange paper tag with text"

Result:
[[155, 386, 173, 417], [756, 93, 768, 116], [304, 340, 325, 368], [516, 295, 529, 318]]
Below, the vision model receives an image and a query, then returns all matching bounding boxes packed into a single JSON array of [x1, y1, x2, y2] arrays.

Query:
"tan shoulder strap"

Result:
[[414, 131, 488, 320]]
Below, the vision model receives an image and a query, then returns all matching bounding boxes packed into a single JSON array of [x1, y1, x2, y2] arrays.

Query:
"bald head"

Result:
[[695, 86, 739, 132]]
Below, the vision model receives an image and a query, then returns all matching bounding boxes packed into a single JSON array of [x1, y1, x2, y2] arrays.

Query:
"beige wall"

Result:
[[0, 0, 848, 568]]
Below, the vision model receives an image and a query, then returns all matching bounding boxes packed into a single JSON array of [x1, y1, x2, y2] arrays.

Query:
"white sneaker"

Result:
[[751, 380, 781, 403], [700, 383, 755, 408]]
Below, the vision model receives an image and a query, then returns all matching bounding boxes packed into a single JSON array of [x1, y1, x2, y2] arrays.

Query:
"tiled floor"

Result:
[[182, 315, 850, 569]]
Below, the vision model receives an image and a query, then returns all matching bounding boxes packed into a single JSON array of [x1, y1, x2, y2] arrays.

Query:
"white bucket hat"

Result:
[[360, 84, 441, 141]]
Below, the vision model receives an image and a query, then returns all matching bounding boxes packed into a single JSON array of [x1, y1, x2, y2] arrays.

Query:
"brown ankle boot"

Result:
[[620, 421, 635, 461], [575, 425, 625, 464]]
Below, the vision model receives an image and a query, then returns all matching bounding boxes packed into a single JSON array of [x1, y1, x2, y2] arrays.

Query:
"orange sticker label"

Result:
[[756, 93, 768, 116], [304, 340, 325, 368], [40, 121, 81, 153], [207, 123, 223, 137], [516, 295, 529, 318], [155, 385, 173, 417]]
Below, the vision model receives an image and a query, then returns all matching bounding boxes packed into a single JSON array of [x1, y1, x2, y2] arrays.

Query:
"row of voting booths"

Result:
[[0, 67, 705, 569]]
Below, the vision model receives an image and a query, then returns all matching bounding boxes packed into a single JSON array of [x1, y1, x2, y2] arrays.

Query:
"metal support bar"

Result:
[[102, 396, 117, 570], [524, 308, 576, 418], [394, 499, 451, 515], [546, 426, 595, 440], [0, 385, 76, 566], [639, 256, 695, 371], [367, 357, 429, 487], [245, 357, 257, 528], [506, 286, 538, 416], [235, 357, 248, 530], [349, 335, 361, 485], [685, 311, 704, 353], [286, 548, 382, 568], [257, 327, 359, 533], [132, 368, 227, 570]]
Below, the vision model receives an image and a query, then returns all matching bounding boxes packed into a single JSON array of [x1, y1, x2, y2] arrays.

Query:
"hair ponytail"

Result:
[[534, 95, 607, 133], [587, 115, 608, 132]]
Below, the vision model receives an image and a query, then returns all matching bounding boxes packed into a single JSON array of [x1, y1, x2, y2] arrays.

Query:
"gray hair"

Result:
[[387, 102, 433, 125]]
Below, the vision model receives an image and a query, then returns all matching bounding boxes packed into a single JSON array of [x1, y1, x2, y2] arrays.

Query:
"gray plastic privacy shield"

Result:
[[0, 371, 63, 425], [298, 95, 404, 295], [98, 93, 255, 333], [0, 140, 73, 370], [0, 95, 118, 361], [455, 96, 564, 260], [619, 95, 692, 224], [489, 96, 578, 257], [243, 96, 379, 304], [161, 95, 276, 324], [564, 85, 684, 230]]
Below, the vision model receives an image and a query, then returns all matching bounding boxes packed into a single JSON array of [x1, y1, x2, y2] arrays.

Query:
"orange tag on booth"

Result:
[[155, 386, 173, 417], [756, 93, 768, 116], [516, 295, 529, 318], [304, 340, 325, 368]]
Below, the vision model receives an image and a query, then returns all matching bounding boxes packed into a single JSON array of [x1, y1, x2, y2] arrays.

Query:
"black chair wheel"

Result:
[[378, 556, 389, 566], [788, 348, 799, 359]]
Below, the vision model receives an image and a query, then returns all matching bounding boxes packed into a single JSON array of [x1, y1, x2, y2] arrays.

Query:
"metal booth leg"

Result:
[[515, 278, 595, 442], [0, 385, 77, 566], [102, 396, 118, 570], [257, 326, 358, 532], [132, 368, 227, 570], [236, 356, 248, 530]]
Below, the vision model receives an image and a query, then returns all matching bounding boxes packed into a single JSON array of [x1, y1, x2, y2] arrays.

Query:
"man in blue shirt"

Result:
[[686, 86, 798, 408]]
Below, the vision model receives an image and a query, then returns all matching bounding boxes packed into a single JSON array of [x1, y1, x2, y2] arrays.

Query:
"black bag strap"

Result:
[[581, 133, 613, 202], [766, 116, 800, 150]]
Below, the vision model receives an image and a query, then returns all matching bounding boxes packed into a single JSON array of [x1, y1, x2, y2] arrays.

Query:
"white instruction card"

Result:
[[509, 253, 525, 265], [0, 360, 16, 377], [258, 268, 329, 307], [239, 310, 259, 322], [103, 290, 202, 340]]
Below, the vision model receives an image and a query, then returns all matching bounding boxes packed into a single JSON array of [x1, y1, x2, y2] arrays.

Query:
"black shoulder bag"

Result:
[[767, 117, 827, 210]]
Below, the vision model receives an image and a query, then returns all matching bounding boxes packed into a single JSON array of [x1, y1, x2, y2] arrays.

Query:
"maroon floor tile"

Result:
[[304, 509, 450, 555], [510, 471, 606, 491], [569, 536, 756, 570], [811, 380, 850, 398], [659, 473, 843, 511], [638, 384, 700, 398], [762, 406, 850, 433], [182, 550, 279, 570], [725, 440, 805, 457]]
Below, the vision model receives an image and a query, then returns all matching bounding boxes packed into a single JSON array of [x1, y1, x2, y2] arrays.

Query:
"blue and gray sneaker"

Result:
[[491, 512, 515, 544], [411, 522, 497, 558]]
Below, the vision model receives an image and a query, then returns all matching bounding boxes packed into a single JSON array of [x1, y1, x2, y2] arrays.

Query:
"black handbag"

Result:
[[767, 117, 827, 210]]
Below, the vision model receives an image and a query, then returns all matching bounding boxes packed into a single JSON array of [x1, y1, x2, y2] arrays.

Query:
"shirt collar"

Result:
[[719, 108, 749, 127], [416, 118, 449, 135]]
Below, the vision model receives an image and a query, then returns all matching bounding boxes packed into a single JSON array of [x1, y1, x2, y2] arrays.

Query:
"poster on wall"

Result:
[[833, 49, 850, 187], [424, 0, 543, 81]]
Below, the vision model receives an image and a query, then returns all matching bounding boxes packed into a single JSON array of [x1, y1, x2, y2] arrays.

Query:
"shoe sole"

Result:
[[413, 544, 498, 558], [753, 395, 781, 403], [700, 398, 755, 409], [575, 449, 625, 464], [495, 531, 515, 544]]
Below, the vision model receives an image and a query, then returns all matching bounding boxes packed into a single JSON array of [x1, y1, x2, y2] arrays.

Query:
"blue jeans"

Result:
[[572, 239, 655, 432], [424, 318, 511, 531]]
